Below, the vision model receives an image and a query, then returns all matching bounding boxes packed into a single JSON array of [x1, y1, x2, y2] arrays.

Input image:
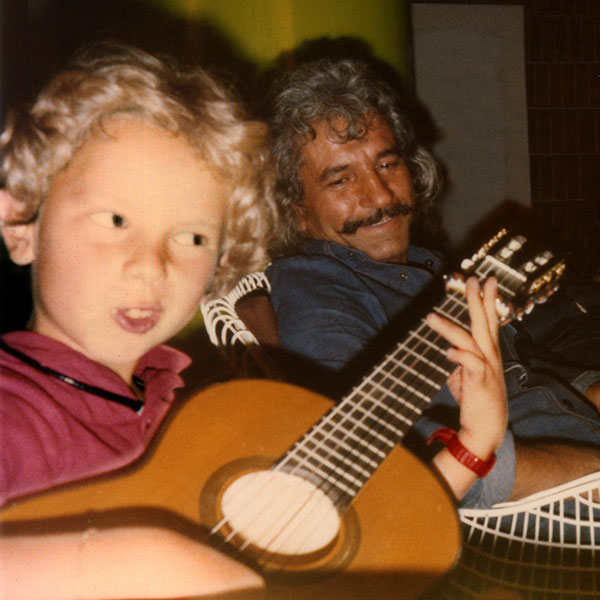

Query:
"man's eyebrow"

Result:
[[318, 164, 350, 183], [376, 147, 401, 160]]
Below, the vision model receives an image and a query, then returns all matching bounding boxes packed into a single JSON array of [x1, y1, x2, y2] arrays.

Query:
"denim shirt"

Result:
[[267, 240, 600, 509], [268, 240, 443, 371]]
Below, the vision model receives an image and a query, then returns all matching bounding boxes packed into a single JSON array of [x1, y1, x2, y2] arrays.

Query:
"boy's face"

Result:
[[27, 118, 227, 381]]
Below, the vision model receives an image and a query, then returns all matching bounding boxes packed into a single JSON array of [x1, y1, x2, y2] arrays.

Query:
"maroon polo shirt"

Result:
[[0, 331, 190, 505]]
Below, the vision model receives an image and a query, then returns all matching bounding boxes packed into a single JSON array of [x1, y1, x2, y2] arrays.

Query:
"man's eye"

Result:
[[379, 159, 400, 171], [90, 211, 126, 228], [173, 232, 205, 246], [327, 177, 347, 188]]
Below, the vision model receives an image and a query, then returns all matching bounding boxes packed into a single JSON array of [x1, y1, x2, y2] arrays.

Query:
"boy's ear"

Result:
[[0, 190, 36, 265], [218, 250, 230, 268]]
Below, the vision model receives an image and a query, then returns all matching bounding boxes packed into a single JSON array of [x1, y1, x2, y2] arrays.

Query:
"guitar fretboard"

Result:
[[272, 253, 526, 510], [273, 287, 470, 508]]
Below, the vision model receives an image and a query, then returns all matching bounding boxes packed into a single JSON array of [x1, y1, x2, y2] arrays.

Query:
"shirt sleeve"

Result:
[[459, 429, 516, 509]]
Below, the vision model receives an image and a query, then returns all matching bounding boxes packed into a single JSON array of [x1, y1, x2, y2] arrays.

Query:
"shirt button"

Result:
[[425, 259, 434, 270], [399, 272, 407, 280], [347, 250, 354, 257]]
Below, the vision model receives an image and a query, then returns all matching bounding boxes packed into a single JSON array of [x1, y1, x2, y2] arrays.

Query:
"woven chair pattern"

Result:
[[201, 271, 271, 347], [423, 472, 600, 599]]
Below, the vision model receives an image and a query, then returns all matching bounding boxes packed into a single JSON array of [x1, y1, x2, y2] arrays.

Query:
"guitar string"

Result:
[[287, 252, 541, 564], [216, 267, 515, 564], [259, 265, 522, 562], [260, 268, 516, 568], [264, 294, 469, 563], [261, 287, 474, 561], [228, 318, 453, 563], [211, 264, 521, 565], [209, 291, 465, 561], [223, 266, 517, 564], [278, 275, 475, 479]]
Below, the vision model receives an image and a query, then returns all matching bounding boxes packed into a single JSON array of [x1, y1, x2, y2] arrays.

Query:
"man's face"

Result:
[[27, 118, 226, 382], [297, 116, 414, 264]]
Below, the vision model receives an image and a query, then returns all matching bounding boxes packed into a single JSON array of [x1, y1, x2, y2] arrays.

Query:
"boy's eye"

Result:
[[90, 211, 126, 228], [173, 232, 205, 247]]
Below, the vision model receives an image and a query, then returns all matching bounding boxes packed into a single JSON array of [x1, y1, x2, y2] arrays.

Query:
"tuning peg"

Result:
[[534, 251, 553, 266], [514, 307, 526, 321]]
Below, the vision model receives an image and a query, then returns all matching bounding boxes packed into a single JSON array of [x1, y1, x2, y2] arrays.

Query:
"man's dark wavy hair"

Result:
[[268, 58, 443, 253]]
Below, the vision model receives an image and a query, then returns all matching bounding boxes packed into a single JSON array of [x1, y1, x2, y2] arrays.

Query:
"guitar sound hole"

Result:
[[220, 470, 341, 556]]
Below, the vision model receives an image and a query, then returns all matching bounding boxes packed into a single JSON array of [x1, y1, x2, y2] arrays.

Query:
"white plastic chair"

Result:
[[201, 272, 600, 599], [431, 473, 600, 599]]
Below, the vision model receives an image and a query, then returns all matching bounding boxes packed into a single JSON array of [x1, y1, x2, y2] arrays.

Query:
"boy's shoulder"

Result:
[[0, 331, 190, 402]]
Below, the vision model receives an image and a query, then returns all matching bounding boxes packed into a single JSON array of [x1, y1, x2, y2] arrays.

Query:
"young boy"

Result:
[[0, 42, 276, 598]]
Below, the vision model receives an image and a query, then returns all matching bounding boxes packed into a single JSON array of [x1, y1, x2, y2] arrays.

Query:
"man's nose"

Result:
[[359, 170, 394, 208]]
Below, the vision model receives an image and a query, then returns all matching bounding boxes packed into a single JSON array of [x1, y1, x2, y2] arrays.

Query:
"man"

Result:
[[266, 58, 600, 509]]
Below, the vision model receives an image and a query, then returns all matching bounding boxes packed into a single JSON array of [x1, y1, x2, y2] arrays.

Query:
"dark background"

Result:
[[1, 0, 599, 334]]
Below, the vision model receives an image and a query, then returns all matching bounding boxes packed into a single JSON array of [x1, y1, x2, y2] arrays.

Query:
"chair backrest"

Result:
[[201, 271, 278, 347]]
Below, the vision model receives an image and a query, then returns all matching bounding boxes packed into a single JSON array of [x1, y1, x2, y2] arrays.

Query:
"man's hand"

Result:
[[426, 277, 508, 499]]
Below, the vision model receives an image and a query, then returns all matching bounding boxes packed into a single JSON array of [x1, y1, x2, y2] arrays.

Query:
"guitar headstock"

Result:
[[458, 229, 566, 323]]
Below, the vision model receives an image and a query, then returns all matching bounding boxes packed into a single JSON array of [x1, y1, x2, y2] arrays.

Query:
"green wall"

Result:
[[149, 0, 411, 77]]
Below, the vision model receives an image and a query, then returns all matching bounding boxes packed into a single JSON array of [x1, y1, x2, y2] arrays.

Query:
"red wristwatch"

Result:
[[427, 428, 497, 478]]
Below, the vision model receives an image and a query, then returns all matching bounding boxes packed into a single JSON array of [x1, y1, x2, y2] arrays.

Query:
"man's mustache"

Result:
[[338, 203, 414, 235]]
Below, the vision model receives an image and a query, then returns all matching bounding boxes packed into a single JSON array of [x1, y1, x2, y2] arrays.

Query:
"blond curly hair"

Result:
[[0, 42, 277, 298]]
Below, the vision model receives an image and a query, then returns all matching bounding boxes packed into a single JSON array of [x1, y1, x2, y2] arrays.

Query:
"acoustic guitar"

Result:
[[1, 230, 565, 600]]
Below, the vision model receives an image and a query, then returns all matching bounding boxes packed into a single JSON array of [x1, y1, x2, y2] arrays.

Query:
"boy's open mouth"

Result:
[[113, 307, 162, 334]]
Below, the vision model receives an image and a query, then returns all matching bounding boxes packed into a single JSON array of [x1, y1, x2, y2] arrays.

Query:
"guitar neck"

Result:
[[274, 287, 469, 508], [272, 230, 565, 510]]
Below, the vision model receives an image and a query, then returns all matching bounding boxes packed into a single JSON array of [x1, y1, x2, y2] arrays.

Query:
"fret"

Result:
[[392, 336, 452, 379], [376, 356, 441, 396], [299, 428, 380, 473], [370, 367, 436, 404], [303, 440, 375, 478], [434, 297, 469, 329], [349, 383, 422, 425], [335, 421, 395, 450], [327, 403, 406, 436], [321, 425, 387, 460], [291, 444, 372, 484], [299, 435, 380, 470], [337, 399, 407, 437], [445, 288, 469, 313], [432, 305, 463, 326], [278, 414, 391, 475], [354, 390, 423, 430], [346, 403, 405, 438], [313, 414, 389, 459], [401, 330, 452, 373]]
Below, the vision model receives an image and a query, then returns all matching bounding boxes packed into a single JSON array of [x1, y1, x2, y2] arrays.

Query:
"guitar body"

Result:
[[2, 379, 461, 600]]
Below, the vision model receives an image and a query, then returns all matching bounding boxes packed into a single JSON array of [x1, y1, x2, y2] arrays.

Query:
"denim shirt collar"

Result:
[[301, 239, 443, 295]]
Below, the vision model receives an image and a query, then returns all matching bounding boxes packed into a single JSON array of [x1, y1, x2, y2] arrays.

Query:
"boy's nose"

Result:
[[125, 241, 167, 282], [359, 170, 394, 208]]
